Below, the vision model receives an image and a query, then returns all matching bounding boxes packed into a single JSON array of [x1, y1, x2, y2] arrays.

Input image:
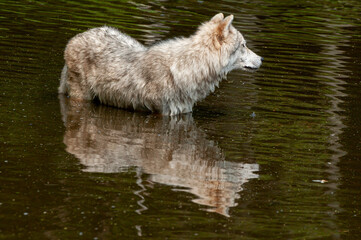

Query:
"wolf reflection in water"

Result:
[[60, 96, 259, 217]]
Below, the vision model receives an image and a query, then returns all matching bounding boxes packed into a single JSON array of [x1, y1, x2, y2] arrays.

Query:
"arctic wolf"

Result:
[[59, 13, 263, 115]]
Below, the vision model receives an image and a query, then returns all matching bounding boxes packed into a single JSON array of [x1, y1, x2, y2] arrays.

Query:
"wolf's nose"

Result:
[[261, 57, 264, 62]]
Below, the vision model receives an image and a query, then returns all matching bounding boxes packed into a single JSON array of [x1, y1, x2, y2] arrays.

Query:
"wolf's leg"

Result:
[[66, 70, 92, 101], [58, 65, 68, 94]]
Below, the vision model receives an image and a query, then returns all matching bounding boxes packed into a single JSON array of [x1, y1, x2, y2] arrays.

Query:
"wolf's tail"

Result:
[[58, 64, 68, 94]]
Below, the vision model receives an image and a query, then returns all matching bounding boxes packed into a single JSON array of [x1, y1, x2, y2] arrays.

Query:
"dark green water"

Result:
[[1, 0, 361, 239]]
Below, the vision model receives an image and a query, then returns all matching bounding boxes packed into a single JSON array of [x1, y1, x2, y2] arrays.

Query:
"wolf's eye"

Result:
[[242, 43, 246, 48]]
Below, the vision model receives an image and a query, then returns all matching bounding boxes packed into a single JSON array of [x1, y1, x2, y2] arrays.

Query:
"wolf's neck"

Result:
[[168, 42, 225, 101]]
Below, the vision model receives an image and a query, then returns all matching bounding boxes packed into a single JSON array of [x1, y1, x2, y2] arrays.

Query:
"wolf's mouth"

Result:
[[244, 66, 258, 69], [242, 66, 259, 71]]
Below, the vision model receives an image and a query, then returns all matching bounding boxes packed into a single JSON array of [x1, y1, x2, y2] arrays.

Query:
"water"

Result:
[[1, 0, 361, 239]]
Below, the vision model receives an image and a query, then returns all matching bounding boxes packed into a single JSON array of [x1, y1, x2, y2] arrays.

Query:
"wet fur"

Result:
[[59, 13, 262, 115]]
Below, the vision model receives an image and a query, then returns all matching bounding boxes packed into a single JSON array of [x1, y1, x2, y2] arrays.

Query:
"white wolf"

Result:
[[59, 13, 263, 115]]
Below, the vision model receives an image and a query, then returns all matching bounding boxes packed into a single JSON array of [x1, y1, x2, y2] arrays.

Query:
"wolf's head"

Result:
[[203, 13, 263, 72]]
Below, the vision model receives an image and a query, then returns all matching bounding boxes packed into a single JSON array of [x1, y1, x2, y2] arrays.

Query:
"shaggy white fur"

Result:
[[59, 13, 262, 115]]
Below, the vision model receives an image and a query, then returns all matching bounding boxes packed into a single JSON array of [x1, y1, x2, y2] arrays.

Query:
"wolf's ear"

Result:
[[210, 13, 224, 23], [213, 15, 234, 49], [219, 15, 234, 35]]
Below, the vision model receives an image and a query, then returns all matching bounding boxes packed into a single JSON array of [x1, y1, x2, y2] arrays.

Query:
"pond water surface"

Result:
[[1, 0, 361, 239]]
